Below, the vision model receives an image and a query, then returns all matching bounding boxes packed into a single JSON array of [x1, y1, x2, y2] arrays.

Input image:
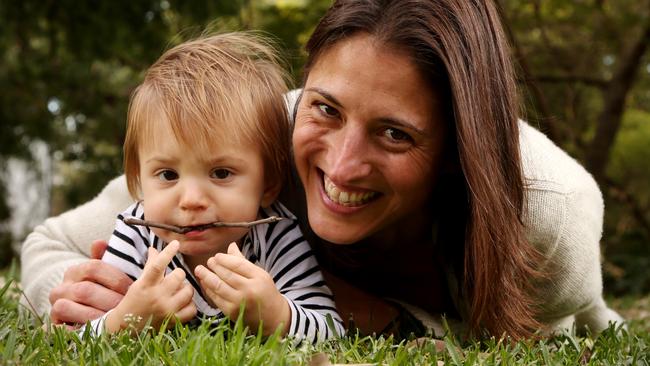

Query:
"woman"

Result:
[[21, 0, 623, 340]]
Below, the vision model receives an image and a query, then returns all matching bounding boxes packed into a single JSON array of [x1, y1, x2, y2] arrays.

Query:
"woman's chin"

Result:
[[308, 216, 368, 245]]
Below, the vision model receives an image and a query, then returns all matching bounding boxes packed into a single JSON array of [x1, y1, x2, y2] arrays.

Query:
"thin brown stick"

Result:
[[123, 216, 283, 234]]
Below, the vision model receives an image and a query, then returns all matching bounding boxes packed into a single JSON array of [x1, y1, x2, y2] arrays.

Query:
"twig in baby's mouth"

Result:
[[122, 216, 283, 234]]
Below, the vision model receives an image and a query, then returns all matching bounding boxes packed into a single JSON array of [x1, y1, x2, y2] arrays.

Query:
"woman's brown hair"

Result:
[[303, 0, 542, 339]]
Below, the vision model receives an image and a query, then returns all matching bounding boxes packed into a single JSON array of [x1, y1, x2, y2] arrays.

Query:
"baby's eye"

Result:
[[211, 169, 231, 180], [383, 127, 413, 143], [157, 169, 178, 182], [317, 103, 340, 118]]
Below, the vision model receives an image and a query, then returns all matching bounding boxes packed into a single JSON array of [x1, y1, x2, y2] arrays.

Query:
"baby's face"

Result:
[[138, 126, 268, 264]]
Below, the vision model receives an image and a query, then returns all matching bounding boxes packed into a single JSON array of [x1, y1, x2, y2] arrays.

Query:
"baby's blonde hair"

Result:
[[123, 32, 291, 199]]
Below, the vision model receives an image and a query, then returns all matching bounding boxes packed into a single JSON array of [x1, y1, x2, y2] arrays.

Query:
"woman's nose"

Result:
[[179, 180, 209, 211], [326, 123, 372, 183]]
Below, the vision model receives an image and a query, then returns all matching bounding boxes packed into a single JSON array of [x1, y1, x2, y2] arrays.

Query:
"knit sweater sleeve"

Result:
[[20, 175, 134, 316], [519, 122, 624, 332]]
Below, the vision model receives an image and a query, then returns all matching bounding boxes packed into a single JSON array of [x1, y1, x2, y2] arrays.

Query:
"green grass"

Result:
[[1, 266, 648, 365]]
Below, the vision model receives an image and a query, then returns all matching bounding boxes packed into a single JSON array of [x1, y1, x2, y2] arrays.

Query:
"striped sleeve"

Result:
[[79, 203, 150, 337], [101, 202, 150, 281], [77, 309, 113, 337], [256, 202, 345, 343]]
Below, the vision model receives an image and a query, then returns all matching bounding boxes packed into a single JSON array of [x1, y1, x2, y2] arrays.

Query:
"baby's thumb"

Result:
[[227, 242, 244, 257]]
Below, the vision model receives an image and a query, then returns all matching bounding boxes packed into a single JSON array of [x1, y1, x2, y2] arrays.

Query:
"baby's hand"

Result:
[[106, 240, 196, 333], [194, 243, 290, 335]]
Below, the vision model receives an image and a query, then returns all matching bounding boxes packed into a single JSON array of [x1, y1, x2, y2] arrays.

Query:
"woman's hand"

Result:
[[49, 240, 133, 325], [105, 240, 196, 333], [195, 243, 290, 336]]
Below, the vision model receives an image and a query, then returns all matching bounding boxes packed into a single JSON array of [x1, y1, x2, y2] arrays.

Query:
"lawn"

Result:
[[1, 264, 648, 365]]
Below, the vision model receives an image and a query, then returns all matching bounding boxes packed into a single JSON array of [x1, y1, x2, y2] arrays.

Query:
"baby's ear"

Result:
[[261, 179, 282, 208]]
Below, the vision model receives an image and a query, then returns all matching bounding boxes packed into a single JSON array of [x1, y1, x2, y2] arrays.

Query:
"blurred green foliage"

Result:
[[501, 0, 650, 295], [1, 1, 648, 295], [605, 110, 650, 295], [609, 110, 650, 201]]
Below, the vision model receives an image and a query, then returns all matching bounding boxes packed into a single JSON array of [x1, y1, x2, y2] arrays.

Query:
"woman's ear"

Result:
[[261, 179, 282, 208]]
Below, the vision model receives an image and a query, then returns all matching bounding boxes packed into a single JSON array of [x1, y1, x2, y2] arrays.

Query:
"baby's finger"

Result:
[[171, 283, 194, 307], [208, 256, 254, 287], [195, 264, 238, 302], [163, 268, 186, 291], [147, 246, 158, 262], [200, 284, 225, 309], [201, 284, 235, 316], [141, 241, 179, 284], [166, 284, 195, 323], [195, 265, 225, 305], [175, 301, 197, 323], [194, 264, 210, 282], [227, 242, 245, 258]]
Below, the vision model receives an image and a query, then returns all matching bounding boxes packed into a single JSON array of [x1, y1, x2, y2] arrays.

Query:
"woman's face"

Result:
[[293, 33, 448, 245]]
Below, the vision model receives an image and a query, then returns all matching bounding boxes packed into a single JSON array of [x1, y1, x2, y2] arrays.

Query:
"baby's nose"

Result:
[[179, 181, 209, 210]]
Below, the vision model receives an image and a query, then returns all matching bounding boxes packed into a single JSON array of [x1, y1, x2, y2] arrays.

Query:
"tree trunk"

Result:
[[499, 0, 561, 143], [586, 23, 650, 184]]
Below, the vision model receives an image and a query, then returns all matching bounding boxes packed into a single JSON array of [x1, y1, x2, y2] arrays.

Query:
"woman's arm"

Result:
[[20, 176, 135, 322], [519, 122, 624, 333], [527, 181, 624, 333]]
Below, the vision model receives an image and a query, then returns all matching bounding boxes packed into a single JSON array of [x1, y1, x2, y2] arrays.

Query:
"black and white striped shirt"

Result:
[[94, 201, 344, 343]]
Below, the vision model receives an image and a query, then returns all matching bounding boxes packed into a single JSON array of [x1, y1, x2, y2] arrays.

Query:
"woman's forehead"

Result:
[[304, 33, 444, 133]]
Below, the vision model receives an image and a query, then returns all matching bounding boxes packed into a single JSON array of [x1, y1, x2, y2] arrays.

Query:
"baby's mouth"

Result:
[[122, 217, 283, 234], [182, 224, 209, 234], [322, 174, 379, 207], [182, 223, 211, 232]]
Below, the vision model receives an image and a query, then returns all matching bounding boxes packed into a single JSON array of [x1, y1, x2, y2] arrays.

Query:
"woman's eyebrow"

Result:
[[377, 117, 427, 137], [306, 86, 427, 137], [304, 87, 343, 107]]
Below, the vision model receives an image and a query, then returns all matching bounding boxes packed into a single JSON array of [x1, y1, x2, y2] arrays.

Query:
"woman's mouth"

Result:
[[322, 174, 379, 207]]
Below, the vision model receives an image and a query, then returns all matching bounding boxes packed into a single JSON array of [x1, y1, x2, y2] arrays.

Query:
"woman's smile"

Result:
[[321, 171, 380, 207]]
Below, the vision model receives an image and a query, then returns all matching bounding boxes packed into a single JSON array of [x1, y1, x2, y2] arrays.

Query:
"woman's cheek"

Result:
[[292, 119, 321, 158], [292, 134, 313, 185]]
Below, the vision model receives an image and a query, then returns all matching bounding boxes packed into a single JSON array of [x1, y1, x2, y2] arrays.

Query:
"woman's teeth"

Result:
[[323, 175, 377, 206]]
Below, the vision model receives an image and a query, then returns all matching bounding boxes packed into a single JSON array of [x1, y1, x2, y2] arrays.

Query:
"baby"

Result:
[[84, 33, 344, 343]]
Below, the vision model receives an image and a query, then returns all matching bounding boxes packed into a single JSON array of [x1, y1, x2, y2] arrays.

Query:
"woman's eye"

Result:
[[211, 169, 231, 180], [383, 127, 413, 143], [157, 170, 178, 182], [317, 103, 339, 118]]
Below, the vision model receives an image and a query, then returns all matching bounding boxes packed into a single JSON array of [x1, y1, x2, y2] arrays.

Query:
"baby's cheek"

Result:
[[220, 194, 260, 222], [150, 227, 174, 245]]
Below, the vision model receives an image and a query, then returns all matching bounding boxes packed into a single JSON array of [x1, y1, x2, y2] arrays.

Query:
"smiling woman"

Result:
[[285, 0, 624, 339], [22, 0, 623, 342], [293, 34, 446, 246]]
